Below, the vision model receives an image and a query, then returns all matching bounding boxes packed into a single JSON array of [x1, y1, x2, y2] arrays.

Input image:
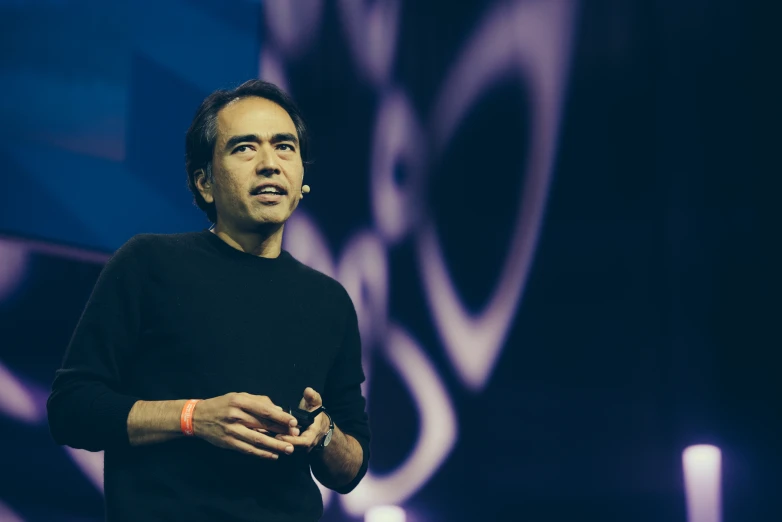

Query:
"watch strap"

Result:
[[315, 408, 333, 450]]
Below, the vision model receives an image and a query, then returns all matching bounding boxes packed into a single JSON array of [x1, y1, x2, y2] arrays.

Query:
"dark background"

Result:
[[0, 0, 776, 521]]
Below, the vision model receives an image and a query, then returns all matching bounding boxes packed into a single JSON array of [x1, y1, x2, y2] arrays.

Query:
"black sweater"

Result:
[[47, 230, 370, 522]]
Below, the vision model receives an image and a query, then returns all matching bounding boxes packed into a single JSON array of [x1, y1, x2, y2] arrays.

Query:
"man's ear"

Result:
[[194, 168, 214, 204]]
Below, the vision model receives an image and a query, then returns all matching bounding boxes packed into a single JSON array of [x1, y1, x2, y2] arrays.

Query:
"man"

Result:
[[47, 80, 370, 522]]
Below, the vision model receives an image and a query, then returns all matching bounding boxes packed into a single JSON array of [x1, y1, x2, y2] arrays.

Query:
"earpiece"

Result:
[[301, 185, 311, 195]]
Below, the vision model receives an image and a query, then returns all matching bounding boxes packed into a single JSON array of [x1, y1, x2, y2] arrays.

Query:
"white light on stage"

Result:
[[366, 505, 406, 522], [65, 447, 105, 493], [682, 444, 722, 522], [0, 239, 28, 303], [0, 499, 24, 522], [0, 361, 42, 423]]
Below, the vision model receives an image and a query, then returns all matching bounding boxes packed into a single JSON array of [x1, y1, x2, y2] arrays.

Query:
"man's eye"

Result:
[[234, 145, 254, 153], [277, 144, 295, 152]]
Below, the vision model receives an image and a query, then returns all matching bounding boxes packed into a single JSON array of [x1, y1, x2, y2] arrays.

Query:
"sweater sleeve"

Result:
[[316, 291, 371, 494], [46, 235, 148, 452]]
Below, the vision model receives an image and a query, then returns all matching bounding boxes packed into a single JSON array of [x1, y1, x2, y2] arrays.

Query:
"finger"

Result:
[[257, 418, 299, 435], [278, 420, 320, 445], [231, 439, 280, 460], [230, 409, 292, 435], [276, 431, 316, 447], [233, 425, 295, 455], [235, 394, 298, 429], [254, 427, 300, 437]]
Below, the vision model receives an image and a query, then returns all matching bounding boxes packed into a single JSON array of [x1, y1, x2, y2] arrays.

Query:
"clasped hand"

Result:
[[192, 387, 328, 459], [275, 387, 330, 453]]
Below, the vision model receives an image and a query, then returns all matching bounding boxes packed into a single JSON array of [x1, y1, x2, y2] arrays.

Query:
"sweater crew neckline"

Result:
[[198, 229, 292, 266]]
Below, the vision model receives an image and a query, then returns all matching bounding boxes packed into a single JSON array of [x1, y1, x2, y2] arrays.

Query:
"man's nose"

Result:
[[256, 145, 280, 175]]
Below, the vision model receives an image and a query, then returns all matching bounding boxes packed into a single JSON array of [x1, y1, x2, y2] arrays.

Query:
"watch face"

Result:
[[323, 430, 333, 447]]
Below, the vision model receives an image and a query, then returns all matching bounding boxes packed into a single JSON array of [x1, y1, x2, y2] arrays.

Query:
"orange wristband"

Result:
[[180, 399, 201, 436]]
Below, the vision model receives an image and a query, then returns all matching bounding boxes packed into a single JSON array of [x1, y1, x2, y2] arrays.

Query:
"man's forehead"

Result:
[[216, 96, 296, 139]]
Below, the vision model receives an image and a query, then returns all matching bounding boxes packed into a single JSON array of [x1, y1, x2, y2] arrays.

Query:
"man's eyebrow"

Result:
[[223, 133, 299, 151], [224, 134, 261, 151], [270, 132, 299, 146]]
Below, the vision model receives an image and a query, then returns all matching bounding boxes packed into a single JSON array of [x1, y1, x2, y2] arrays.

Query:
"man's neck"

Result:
[[210, 222, 284, 258]]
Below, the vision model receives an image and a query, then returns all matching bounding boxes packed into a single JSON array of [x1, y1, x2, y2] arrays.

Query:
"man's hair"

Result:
[[185, 80, 309, 223]]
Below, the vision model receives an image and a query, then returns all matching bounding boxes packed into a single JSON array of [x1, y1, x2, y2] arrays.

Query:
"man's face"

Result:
[[200, 96, 304, 230]]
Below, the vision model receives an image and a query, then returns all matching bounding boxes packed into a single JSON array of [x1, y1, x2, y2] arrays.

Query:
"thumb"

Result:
[[302, 387, 322, 410]]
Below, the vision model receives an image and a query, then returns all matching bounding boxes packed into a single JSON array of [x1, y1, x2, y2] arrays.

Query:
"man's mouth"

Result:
[[251, 184, 288, 196]]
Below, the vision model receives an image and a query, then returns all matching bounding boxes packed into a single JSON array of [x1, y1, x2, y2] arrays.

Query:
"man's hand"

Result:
[[275, 387, 330, 453], [193, 392, 300, 460]]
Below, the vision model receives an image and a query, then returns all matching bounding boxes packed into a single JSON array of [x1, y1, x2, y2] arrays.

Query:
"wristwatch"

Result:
[[312, 406, 333, 450]]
